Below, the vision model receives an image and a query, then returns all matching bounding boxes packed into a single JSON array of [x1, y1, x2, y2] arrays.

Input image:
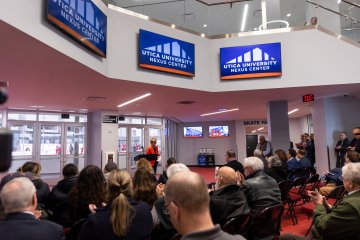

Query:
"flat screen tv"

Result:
[[183, 126, 203, 138], [209, 126, 229, 137]]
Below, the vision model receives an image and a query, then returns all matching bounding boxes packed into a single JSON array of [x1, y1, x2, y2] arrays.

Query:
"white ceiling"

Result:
[[1, 20, 360, 123]]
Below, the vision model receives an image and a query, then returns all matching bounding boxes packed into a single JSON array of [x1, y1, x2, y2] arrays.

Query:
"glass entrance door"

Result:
[[8, 122, 35, 173], [129, 127, 144, 175], [64, 125, 86, 171]]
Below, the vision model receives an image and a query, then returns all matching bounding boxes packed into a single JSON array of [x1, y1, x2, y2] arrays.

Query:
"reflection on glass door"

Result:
[[130, 127, 144, 172], [118, 127, 127, 170], [39, 124, 62, 178], [8, 123, 35, 173], [65, 125, 85, 171]]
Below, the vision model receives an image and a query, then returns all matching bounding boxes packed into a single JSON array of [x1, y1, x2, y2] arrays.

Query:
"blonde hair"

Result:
[[136, 158, 153, 173], [107, 170, 134, 237]]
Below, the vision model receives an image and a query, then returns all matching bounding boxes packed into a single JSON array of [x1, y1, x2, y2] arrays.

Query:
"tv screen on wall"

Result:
[[184, 126, 203, 138], [209, 126, 229, 137]]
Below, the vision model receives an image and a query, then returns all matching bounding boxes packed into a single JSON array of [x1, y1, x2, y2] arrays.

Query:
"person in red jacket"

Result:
[[146, 137, 160, 173]]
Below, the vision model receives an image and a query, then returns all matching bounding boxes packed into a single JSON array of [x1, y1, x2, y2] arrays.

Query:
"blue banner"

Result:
[[47, 0, 107, 58], [220, 42, 282, 80], [139, 29, 195, 77]]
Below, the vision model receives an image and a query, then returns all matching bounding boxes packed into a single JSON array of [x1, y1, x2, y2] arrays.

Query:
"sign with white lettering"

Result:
[[220, 43, 281, 80], [47, 0, 107, 58], [102, 115, 118, 123], [139, 29, 195, 77], [243, 120, 268, 126]]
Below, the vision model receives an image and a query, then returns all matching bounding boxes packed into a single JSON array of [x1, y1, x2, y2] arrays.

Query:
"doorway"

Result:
[[246, 135, 258, 157]]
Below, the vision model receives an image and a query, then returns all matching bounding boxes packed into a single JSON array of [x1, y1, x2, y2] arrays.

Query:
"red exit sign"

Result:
[[303, 94, 315, 102]]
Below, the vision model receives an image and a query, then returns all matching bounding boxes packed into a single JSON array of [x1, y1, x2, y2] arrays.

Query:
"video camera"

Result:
[[0, 84, 12, 172]]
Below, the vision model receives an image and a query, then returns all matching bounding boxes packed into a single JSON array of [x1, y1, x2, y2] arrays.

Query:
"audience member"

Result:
[[295, 134, 306, 150], [133, 167, 157, 209], [20, 161, 50, 209], [349, 127, 360, 153], [103, 160, 117, 180], [254, 148, 267, 170], [0, 177, 65, 240], [165, 171, 246, 240], [224, 149, 244, 174], [297, 150, 311, 168], [137, 158, 157, 183], [68, 165, 106, 224], [210, 166, 250, 226], [242, 157, 282, 215], [275, 149, 290, 170], [78, 169, 153, 240], [287, 149, 300, 171], [280, 162, 360, 239], [158, 157, 176, 184], [320, 150, 360, 196], [335, 132, 350, 167], [304, 133, 315, 166], [47, 163, 78, 227], [256, 135, 273, 158], [152, 163, 190, 240], [266, 155, 288, 183]]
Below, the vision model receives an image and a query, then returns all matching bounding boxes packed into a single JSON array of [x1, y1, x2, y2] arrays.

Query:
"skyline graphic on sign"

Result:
[[226, 47, 275, 64], [220, 42, 282, 80], [139, 29, 195, 77], [144, 42, 192, 61], [47, 0, 107, 57]]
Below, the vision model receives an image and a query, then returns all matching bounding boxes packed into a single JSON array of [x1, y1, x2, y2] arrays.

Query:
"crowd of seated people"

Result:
[[1, 131, 360, 240]]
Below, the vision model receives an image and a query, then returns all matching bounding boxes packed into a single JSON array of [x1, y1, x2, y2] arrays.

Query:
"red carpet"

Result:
[[190, 166, 313, 237]]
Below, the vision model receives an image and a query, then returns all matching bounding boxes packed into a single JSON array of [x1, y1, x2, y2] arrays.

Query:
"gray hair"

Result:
[[342, 162, 360, 185], [244, 157, 264, 171], [253, 149, 262, 157], [166, 163, 190, 179], [268, 155, 283, 167], [0, 177, 36, 214]]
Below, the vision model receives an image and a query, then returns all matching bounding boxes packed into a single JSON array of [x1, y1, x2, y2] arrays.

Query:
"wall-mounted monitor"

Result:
[[209, 126, 229, 137], [184, 126, 203, 138]]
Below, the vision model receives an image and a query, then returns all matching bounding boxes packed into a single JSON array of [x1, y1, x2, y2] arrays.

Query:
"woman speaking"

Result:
[[146, 137, 160, 173]]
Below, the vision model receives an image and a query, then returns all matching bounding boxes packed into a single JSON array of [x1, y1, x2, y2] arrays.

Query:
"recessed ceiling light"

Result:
[[117, 93, 151, 108], [203, 24, 207, 27], [200, 108, 239, 117], [338, 0, 341, 3], [29, 105, 45, 108], [171, 24, 175, 28], [287, 13, 291, 17], [251, 130, 256, 133], [257, 127, 264, 131], [288, 109, 299, 115]]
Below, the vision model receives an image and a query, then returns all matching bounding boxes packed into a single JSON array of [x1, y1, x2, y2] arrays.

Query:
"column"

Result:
[[266, 100, 290, 152], [235, 120, 247, 163]]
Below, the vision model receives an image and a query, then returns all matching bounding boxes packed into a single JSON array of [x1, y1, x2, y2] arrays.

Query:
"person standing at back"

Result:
[[0, 177, 65, 240], [224, 149, 244, 176], [256, 135, 272, 158], [335, 131, 350, 167], [164, 171, 246, 240]]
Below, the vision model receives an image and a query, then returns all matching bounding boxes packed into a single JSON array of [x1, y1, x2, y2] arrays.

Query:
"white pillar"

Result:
[[235, 120, 247, 163]]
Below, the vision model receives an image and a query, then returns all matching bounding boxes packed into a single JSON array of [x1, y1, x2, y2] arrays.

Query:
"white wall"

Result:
[[2, 0, 360, 93], [177, 121, 236, 165]]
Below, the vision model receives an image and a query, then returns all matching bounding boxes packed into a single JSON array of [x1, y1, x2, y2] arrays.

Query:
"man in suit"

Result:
[[280, 162, 360, 240], [0, 177, 65, 240], [335, 131, 350, 167], [210, 166, 250, 226]]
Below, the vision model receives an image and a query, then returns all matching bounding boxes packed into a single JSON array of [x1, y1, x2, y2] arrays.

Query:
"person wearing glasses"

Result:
[[146, 137, 160, 174], [280, 162, 360, 240], [164, 171, 245, 240], [348, 127, 360, 153]]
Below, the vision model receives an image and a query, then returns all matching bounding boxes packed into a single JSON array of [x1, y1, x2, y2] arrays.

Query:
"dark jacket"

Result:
[[209, 184, 250, 226], [243, 170, 282, 215], [158, 171, 168, 184], [287, 157, 301, 171], [299, 157, 312, 168], [0, 212, 65, 240], [48, 176, 77, 227], [325, 168, 342, 186], [266, 166, 288, 183], [78, 198, 153, 240], [32, 178, 50, 208], [152, 197, 177, 240], [350, 138, 360, 153]]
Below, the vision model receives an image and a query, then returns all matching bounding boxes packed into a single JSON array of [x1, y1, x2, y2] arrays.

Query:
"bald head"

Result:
[[218, 166, 237, 188], [0, 177, 36, 214], [165, 171, 209, 214]]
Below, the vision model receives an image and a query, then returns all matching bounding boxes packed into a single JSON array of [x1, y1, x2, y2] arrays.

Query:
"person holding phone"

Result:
[[146, 137, 160, 174]]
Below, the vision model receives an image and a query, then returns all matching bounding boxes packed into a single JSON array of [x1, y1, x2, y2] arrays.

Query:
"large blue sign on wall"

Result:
[[47, 0, 107, 58], [139, 29, 195, 77], [220, 42, 282, 80]]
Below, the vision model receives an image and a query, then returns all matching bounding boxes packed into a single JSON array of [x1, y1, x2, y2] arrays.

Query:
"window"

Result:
[[147, 117, 162, 125], [8, 112, 37, 121]]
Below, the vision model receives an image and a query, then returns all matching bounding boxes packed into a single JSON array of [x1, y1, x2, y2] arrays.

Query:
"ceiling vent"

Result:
[[177, 100, 196, 105], [84, 96, 107, 102]]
